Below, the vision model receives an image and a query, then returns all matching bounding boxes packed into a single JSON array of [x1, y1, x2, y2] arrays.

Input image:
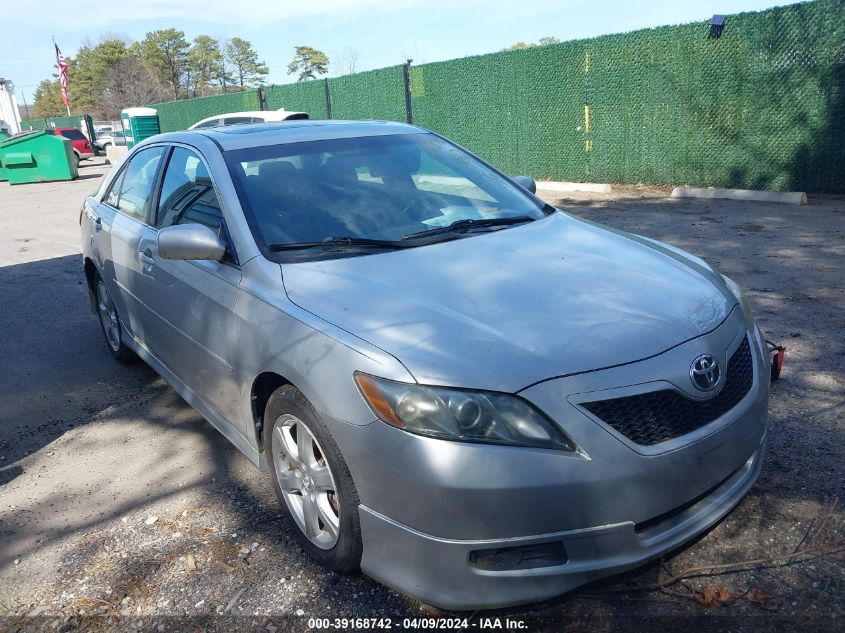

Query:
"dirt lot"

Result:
[[0, 160, 842, 632]]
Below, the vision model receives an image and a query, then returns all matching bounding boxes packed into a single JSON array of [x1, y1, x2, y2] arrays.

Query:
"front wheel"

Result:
[[264, 385, 362, 572]]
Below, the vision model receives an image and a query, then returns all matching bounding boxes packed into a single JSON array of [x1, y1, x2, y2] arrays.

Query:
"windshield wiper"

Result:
[[268, 236, 413, 252], [402, 215, 535, 240]]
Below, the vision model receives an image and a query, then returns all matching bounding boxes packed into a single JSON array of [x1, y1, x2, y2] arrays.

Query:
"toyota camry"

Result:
[[80, 120, 769, 609]]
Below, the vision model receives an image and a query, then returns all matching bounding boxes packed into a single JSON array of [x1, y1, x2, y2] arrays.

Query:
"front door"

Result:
[[135, 146, 243, 425]]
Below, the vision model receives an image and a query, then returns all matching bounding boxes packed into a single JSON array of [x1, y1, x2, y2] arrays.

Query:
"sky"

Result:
[[0, 0, 797, 106]]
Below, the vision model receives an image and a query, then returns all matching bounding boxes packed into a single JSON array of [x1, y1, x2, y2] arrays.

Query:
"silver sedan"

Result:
[[80, 121, 769, 610]]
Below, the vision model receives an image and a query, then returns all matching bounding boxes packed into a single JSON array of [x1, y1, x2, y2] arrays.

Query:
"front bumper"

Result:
[[324, 311, 769, 609], [358, 439, 764, 610]]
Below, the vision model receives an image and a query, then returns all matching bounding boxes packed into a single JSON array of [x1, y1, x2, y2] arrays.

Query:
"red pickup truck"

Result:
[[46, 127, 94, 166]]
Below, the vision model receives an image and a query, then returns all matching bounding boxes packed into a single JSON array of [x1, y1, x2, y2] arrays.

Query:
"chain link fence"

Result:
[[146, 0, 844, 192]]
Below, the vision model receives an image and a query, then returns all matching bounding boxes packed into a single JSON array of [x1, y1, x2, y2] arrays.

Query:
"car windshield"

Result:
[[225, 133, 547, 259]]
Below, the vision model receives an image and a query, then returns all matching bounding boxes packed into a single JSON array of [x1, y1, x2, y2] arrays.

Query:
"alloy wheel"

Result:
[[96, 280, 121, 352], [272, 414, 341, 549]]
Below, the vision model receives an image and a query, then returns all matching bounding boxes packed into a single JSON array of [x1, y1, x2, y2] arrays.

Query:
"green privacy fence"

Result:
[[150, 90, 261, 132], [265, 81, 328, 118], [148, 0, 845, 192]]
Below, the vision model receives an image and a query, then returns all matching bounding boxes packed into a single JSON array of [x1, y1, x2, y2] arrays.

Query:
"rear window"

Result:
[[59, 129, 86, 141]]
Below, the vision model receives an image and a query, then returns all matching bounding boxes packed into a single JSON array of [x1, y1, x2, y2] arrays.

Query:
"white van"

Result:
[[188, 108, 309, 130]]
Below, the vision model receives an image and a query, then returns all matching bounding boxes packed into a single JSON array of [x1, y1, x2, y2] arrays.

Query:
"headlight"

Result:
[[722, 274, 755, 322], [354, 373, 576, 451]]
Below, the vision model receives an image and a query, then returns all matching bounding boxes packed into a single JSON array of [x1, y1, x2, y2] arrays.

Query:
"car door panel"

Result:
[[100, 146, 166, 346], [133, 145, 244, 426], [139, 251, 242, 421]]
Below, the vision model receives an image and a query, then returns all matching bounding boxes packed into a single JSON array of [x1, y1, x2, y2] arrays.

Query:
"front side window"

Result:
[[156, 147, 223, 232], [115, 146, 165, 222], [225, 133, 546, 258], [193, 118, 220, 129]]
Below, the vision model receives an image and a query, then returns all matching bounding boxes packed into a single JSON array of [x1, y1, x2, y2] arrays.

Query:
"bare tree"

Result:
[[335, 47, 361, 75], [99, 55, 168, 118]]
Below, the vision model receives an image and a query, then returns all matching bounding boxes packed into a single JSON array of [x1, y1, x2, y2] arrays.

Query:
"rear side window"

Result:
[[222, 116, 254, 126], [156, 147, 223, 231], [59, 129, 86, 140], [193, 118, 220, 129], [115, 147, 165, 222]]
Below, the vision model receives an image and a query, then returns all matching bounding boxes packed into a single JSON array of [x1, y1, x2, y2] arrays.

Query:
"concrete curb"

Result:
[[536, 181, 612, 194], [670, 187, 807, 205]]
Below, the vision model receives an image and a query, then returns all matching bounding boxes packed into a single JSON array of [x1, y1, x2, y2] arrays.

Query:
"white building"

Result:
[[0, 78, 22, 135]]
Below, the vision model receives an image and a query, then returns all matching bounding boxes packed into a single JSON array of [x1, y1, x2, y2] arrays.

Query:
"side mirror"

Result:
[[157, 224, 226, 261], [512, 175, 537, 194]]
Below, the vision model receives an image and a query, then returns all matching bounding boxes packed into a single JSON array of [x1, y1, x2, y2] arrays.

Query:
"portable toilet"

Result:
[[120, 107, 160, 149]]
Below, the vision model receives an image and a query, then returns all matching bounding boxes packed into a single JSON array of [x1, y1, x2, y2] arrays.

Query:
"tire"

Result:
[[73, 152, 80, 169], [94, 272, 135, 364], [264, 385, 362, 573]]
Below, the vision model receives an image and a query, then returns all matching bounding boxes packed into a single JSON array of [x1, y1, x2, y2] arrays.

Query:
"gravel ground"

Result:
[[0, 163, 842, 632]]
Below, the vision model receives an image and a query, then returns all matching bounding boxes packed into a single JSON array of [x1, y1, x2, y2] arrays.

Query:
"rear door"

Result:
[[91, 146, 166, 345], [135, 145, 243, 423]]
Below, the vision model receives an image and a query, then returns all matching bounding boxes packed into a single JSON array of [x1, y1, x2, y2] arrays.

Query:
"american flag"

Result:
[[54, 42, 69, 106]]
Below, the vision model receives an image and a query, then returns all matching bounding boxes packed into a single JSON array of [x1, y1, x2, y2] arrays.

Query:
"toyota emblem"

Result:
[[690, 354, 721, 391]]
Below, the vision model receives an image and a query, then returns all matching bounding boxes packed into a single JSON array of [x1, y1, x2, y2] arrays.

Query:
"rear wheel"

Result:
[[264, 385, 362, 572], [94, 272, 134, 363], [72, 152, 80, 169]]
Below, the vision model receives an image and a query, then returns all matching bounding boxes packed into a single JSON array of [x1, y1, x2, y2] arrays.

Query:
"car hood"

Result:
[[281, 212, 735, 392]]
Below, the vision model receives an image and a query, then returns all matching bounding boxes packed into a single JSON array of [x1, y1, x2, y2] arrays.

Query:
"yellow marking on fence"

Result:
[[584, 105, 591, 133], [585, 140, 592, 153]]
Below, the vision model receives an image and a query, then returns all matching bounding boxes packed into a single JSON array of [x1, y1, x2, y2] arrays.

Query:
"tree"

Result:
[[502, 42, 531, 51], [188, 36, 226, 96], [287, 46, 329, 81], [141, 29, 190, 100], [100, 54, 168, 118], [503, 36, 560, 51], [68, 38, 131, 114], [225, 37, 269, 88], [32, 79, 66, 117], [335, 47, 361, 75]]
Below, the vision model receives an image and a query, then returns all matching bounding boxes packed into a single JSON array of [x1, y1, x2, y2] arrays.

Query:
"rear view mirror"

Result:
[[157, 224, 226, 261], [512, 176, 537, 194]]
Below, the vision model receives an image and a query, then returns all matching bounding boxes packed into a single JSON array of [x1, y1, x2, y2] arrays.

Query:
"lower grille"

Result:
[[581, 337, 754, 446]]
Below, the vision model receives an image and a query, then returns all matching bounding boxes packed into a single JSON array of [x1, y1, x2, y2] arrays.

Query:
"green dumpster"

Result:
[[120, 107, 160, 149], [0, 130, 78, 185]]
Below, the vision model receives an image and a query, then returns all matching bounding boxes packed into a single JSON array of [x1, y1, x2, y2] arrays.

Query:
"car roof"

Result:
[[154, 120, 427, 152], [189, 110, 307, 127]]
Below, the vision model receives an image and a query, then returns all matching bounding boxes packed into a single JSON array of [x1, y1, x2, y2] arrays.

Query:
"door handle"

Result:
[[139, 248, 156, 266]]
